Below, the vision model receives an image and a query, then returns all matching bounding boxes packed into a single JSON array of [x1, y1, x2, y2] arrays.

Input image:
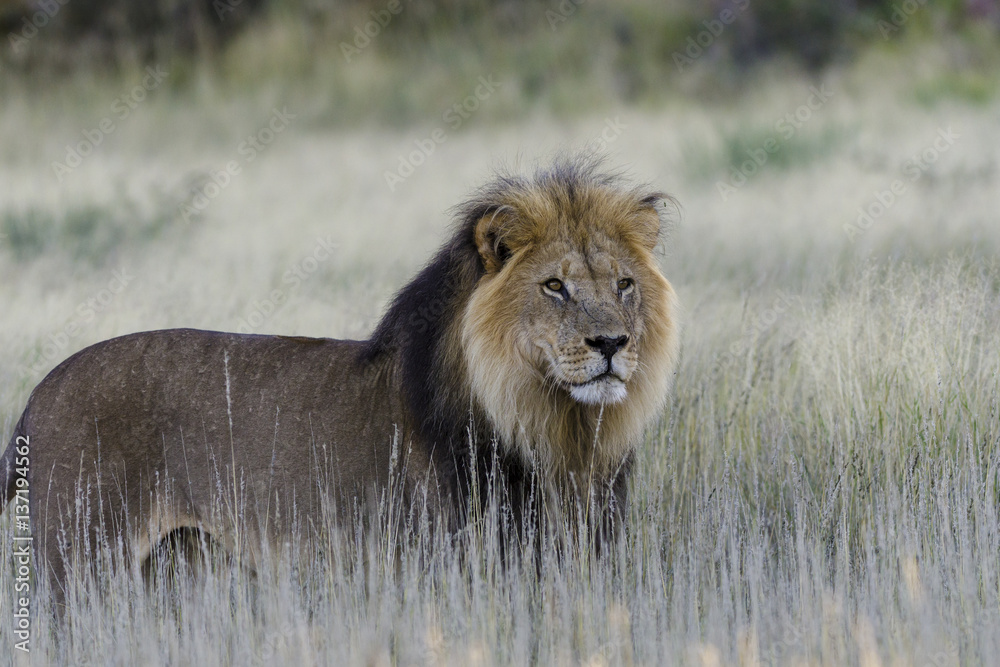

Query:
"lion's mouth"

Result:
[[568, 371, 625, 387], [565, 372, 628, 405]]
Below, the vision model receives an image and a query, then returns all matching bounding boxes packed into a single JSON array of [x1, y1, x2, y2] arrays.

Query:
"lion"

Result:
[[0, 158, 680, 590]]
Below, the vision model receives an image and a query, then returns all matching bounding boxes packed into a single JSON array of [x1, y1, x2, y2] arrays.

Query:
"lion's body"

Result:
[[1, 159, 680, 588], [7, 330, 423, 584]]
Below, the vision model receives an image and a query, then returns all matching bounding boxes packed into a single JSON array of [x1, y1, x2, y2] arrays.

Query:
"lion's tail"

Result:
[[0, 410, 27, 511]]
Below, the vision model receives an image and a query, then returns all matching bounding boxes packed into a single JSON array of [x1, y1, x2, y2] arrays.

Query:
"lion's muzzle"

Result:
[[555, 332, 637, 405]]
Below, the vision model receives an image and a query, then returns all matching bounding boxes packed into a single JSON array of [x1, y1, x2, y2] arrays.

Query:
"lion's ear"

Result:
[[632, 193, 672, 251], [473, 207, 516, 273]]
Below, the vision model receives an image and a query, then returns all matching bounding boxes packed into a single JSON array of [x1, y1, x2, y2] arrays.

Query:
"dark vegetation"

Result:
[[2, 1, 995, 85]]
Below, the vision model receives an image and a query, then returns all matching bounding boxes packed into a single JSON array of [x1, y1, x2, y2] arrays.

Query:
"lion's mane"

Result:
[[364, 158, 680, 525]]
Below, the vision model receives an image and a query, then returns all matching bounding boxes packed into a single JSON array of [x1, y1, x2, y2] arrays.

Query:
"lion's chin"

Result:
[[568, 376, 628, 405]]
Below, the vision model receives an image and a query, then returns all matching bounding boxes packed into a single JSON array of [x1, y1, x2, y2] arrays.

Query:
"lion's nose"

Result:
[[585, 335, 629, 361]]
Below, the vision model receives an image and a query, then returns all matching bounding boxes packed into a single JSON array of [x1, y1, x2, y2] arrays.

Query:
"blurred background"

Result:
[[3, 3, 1000, 662]]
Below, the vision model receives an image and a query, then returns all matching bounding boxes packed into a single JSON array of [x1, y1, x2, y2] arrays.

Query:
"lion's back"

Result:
[[20, 328, 407, 536]]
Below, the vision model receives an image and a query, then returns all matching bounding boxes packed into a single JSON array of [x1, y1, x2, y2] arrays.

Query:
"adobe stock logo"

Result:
[[17, 268, 135, 381], [672, 0, 751, 72], [50, 67, 170, 182], [587, 117, 627, 153], [716, 84, 834, 201], [877, 0, 929, 39], [545, 0, 587, 31], [235, 236, 338, 333], [179, 107, 296, 223], [7, 0, 70, 53], [844, 126, 960, 242], [383, 75, 502, 192], [340, 0, 406, 62]]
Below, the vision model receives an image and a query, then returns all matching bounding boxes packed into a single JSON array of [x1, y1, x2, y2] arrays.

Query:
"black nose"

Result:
[[585, 335, 629, 361]]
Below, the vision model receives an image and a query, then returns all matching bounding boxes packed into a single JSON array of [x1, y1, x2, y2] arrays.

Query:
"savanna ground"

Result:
[[1, 12, 1000, 665]]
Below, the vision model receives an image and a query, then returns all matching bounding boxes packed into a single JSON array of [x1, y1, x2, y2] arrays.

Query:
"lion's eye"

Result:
[[617, 278, 634, 292], [544, 278, 564, 293]]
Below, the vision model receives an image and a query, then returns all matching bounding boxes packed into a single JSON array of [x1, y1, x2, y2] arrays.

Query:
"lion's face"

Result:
[[459, 173, 680, 472], [514, 238, 647, 405]]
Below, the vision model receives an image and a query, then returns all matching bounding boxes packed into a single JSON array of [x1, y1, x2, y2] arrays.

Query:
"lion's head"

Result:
[[457, 161, 681, 478]]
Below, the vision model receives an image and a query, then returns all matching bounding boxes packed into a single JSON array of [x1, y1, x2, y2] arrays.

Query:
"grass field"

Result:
[[1, 44, 999, 664]]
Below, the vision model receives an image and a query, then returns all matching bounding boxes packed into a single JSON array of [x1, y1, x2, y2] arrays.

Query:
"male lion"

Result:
[[1, 159, 680, 589]]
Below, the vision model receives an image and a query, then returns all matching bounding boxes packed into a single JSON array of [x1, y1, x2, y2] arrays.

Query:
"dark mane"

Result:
[[361, 157, 641, 518], [363, 218, 480, 421]]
